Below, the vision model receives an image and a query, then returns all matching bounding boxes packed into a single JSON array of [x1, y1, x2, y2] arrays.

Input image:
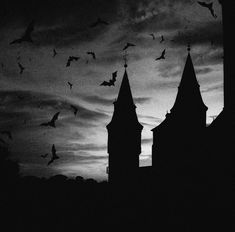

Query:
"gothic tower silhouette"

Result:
[[107, 64, 143, 186], [152, 47, 208, 171]]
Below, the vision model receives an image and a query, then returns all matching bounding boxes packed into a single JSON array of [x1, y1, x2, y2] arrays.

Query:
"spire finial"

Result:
[[187, 42, 191, 52], [123, 51, 128, 68]]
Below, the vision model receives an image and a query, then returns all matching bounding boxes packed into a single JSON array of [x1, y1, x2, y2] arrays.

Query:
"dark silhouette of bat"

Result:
[[67, 82, 73, 90], [17, 56, 21, 61], [87, 52, 96, 60], [1, 131, 12, 140], [155, 49, 166, 60], [40, 112, 60, 128], [48, 144, 59, 165], [70, 105, 78, 116], [90, 18, 109, 28], [66, 56, 80, 67], [53, 49, 57, 57], [149, 33, 156, 40], [100, 71, 117, 86], [1, 62, 4, 69], [41, 153, 49, 158], [18, 62, 25, 74], [197, 1, 217, 18], [160, 35, 164, 43], [123, 42, 136, 50], [10, 20, 35, 45]]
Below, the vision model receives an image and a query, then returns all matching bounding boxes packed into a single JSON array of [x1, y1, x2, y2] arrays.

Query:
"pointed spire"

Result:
[[171, 46, 207, 112], [116, 68, 134, 106], [178, 50, 199, 89], [107, 64, 142, 130]]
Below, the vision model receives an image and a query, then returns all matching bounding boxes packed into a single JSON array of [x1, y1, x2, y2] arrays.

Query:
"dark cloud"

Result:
[[79, 94, 151, 106], [157, 62, 182, 78], [195, 67, 213, 75], [68, 143, 107, 152], [139, 114, 163, 123], [0, 90, 109, 128], [201, 82, 223, 93], [171, 21, 223, 48], [2, 0, 119, 47]]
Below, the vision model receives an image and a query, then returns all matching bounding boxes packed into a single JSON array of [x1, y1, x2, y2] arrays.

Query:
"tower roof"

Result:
[[116, 69, 134, 106], [171, 51, 208, 112], [107, 68, 142, 130]]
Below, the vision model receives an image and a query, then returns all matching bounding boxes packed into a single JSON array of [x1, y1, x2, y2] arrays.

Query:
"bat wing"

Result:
[[162, 49, 166, 56], [100, 81, 110, 86], [52, 144, 56, 155], [66, 60, 70, 67], [123, 45, 128, 50], [112, 71, 117, 82], [197, 1, 207, 7], [24, 20, 35, 37], [10, 38, 22, 45], [47, 159, 53, 166], [128, 43, 136, 47], [51, 112, 60, 123], [40, 122, 49, 127]]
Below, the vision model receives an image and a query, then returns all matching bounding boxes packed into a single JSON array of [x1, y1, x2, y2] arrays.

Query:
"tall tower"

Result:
[[152, 46, 207, 170], [106, 62, 143, 186]]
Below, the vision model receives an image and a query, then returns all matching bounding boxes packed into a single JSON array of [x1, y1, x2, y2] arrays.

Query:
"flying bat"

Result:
[[155, 49, 166, 60], [40, 112, 60, 128], [66, 56, 80, 67], [0, 131, 12, 140], [149, 33, 156, 40], [160, 35, 164, 43], [41, 153, 49, 158], [53, 49, 58, 57], [87, 51, 96, 60], [90, 18, 109, 28], [70, 105, 78, 116], [100, 71, 117, 87], [18, 62, 25, 74], [197, 1, 217, 19], [47, 144, 59, 165], [67, 82, 73, 90], [123, 42, 136, 51], [10, 20, 35, 45]]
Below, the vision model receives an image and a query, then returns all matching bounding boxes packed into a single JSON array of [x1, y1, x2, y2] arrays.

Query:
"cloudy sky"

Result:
[[0, 0, 223, 180]]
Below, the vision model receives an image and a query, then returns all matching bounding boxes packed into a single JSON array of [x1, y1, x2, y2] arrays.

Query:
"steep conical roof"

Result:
[[171, 52, 208, 112], [116, 69, 134, 106], [107, 68, 142, 130]]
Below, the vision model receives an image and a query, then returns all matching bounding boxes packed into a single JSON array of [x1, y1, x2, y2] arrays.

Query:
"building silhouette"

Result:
[[107, 5, 231, 223], [107, 44, 209, 185], [106, 65, 143, 186], [152, 46, 208, 172]]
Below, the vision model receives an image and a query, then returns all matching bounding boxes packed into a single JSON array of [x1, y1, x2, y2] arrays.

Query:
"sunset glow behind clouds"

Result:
[[0, 0, 222, 180]]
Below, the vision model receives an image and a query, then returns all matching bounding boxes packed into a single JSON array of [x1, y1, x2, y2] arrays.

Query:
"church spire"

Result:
[[171, 45, 207, 112], [116, 68, 134, 106], [107, 57, 142, 129]]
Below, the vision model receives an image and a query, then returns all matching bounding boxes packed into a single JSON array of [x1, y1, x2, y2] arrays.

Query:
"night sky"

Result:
[[0, 0, 223, 180]]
